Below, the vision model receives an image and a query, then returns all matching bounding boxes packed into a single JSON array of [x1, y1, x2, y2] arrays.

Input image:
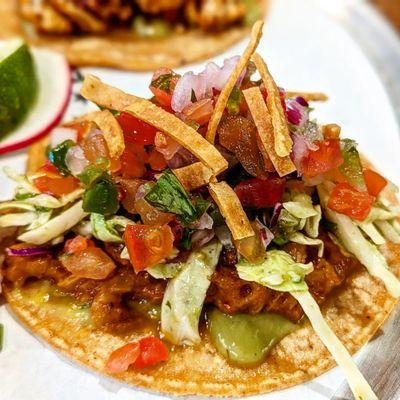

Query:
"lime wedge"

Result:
[[0, 39, 38, 137]]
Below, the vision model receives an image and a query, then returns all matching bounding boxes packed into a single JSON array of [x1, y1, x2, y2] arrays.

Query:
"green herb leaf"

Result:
[[77, 164, 108, 187], [145, 169, 209, 226], [48, 140, 75, 176], [181, 228, 194, 250], [151, 73, 174, 91], [14, 192, 36, 200], [82, 179, 119, 215]]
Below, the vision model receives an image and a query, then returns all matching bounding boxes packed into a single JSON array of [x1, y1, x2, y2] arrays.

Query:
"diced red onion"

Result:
[[65, 145, 89, 176], [191, 229, 215, 249], [167, 147, 197, 169], [6, 246, 51, 257], [270, 203, 283, 227], [171, 56, 244, 113], [291, 133, 318, 174], [286, 99, 309, 127], [154, 132, 181, 161], [254, 218, 274, 248], [296, 96, 309, 107], [50, 127, 77, 148], [190, 212, 213, 230]]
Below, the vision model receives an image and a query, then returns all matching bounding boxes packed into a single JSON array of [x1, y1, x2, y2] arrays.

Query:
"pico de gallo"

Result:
[[1, 41, 399, 398]]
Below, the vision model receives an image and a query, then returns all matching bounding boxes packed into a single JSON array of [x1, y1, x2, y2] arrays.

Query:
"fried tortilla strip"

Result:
[[243, 86, 296, 177], [173, 162, 213, 191], [252, 52, 293, 157], [89, 110, 125, 158], [81, 75, 228, 174], [27, 136, 51, 174], [209, 181, 254, 241], [285, 91, 328, 102], [206, 20, 264, 143]]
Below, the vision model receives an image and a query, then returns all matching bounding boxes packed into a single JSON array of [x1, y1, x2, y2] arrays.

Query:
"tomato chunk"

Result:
[[134, 336, 169, 368], [364, 169, 387, 197], [117, 112, 157, 145], [106, 337, 168, 373], [123, 224, 174, 272], [148, 148, 167, 171], [64, 235, 90, 255], [234, 177, 285, 208], [33, 176, 80, 197], [182, 98, 214, 126], [120, 143, 148, 179], [106, 343, 141, 374], [328, 182, 375, 221], [302, 139, 344, 177]]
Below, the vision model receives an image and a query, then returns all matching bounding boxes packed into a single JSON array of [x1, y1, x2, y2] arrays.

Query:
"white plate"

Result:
[[1, 0, 400, 399]]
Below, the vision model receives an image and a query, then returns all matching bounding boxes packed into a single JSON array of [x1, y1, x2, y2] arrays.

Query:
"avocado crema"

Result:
[[208, 309, 296, 367]]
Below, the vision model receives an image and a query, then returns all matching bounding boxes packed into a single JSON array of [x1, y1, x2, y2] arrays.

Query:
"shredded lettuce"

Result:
[[90, 214, 133, 243], [0, 212, 36, 227], [318, 184, 400, 298], [288, 232, 324, 257], [304, 205, 321, 238], [18, 200, 88, 245], [374, 220, 400, 244], [236, 250, 313, 292], [357, 222, 386, 245], [147, 262, 182, 279], [282, 193, 319, 219], [27, 211, 52, 231], [292, 290, 378, 400], [161, 241, 222, 345], [3, 167, 39, 194]]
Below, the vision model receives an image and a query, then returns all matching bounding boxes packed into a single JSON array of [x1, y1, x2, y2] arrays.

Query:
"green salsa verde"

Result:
[[208, 308, 296, 367]]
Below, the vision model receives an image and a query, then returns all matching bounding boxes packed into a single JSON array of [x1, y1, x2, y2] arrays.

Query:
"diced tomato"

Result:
[[106, 342, 141, 374], [364, 169, 387, 197], [106, 336, 168, 374], [302, 139, 344, 178], [328, 182, 375, 221], [33, 176, 80, 197], [123, 224, 174, 272], [38, 159, 61, 178], [117, 112, 157, 145], [81, 131, 110, 164], [150, 86, 173, 108], [182, 98, 214, 126], [134, 198, 173, 226], [133, 336, 169, 368], [120, 143, 148, 179], [60, 246, 116, 280], [234, 176, 285, 208], [64, 235, 91, 255], [147, 148, 167, 171]]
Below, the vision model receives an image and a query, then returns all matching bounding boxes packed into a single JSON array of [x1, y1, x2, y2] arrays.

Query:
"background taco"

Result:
[[1, 0, 269, 70]]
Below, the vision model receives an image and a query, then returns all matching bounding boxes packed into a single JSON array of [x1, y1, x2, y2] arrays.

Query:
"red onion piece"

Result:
[[191, 229, 215, 249], [65, 145, 89, 176], [6, 246, 52, 257], [270, 203, 283, 227], [254, 218, 274, 248], [171, 56, 243, 113], [291, 133, 318, 174], [190, 212, 214, 230], [286, 99, 309, 127]]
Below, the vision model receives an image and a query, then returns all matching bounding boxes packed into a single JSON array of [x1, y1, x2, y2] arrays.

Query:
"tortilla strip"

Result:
[[252, 52, 293, 157], [88, 110, 125, 159], [243, 86, 296, 177], [81, 75, 228, 174], [26, 136, 51, 174], [173, 162, 213, 191], [208, 181, 254, 241], [206, 20, 264, 143], [285, 91, 328, 102]]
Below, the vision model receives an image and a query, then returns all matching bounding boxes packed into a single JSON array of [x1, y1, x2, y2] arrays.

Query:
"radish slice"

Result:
[[0, 48, 71, 154]]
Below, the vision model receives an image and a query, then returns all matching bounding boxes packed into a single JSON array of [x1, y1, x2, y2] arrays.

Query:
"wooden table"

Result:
[[371, 0, 400, 31]]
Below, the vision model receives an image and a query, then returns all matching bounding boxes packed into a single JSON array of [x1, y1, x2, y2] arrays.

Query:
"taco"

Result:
[[1, 0, 269, 70], [1, 21, 400, 399]]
